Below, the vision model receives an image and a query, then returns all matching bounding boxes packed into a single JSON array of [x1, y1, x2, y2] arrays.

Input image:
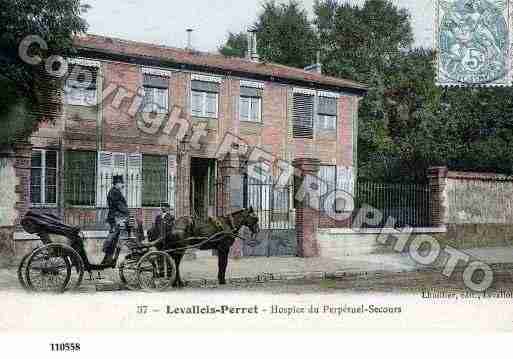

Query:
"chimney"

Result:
[[186, 28, 193, 50], [304, 51, 322, 74], [247, 28, 259, 62]]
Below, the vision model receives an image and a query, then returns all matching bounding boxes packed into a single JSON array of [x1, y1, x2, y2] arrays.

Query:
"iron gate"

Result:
[[241, 178, 296, 257]]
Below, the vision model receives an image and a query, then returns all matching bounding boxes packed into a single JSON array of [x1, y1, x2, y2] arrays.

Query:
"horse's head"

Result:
[[238, 207, 260, 235]]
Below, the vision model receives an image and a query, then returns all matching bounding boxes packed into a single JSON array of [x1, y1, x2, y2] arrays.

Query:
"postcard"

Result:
[[1, 1, 513, 354]]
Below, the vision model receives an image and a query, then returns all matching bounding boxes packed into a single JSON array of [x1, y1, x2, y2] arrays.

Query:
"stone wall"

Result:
[[0, 155, 20, 267], [445, 172, 513, 224]]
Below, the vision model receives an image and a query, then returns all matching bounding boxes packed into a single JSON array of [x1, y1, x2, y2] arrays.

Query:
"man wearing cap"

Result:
[[147, 203, 175, 243], [102, 174, 129, 265]]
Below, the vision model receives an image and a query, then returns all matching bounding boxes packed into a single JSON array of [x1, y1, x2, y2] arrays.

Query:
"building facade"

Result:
[[13, 34, 367, 257]]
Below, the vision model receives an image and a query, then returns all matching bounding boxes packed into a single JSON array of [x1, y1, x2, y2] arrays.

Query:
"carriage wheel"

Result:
[[136, 251, 176, 292], [17, 252, 32, 290], [119, 258, 140, 290], [25, 244, 72, 293], [62, 246, 85, 291]]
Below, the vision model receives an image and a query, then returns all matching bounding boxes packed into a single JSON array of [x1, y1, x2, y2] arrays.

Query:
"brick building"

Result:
[[13, 34, 367, 257]]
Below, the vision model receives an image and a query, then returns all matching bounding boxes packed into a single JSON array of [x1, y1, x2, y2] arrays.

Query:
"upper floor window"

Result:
[[240, 86, 262, 123], [317, 96, 337, 131], [64, 64, 98, 106], [292, 92, 314, 139], [191, 80, 219, 118], [31, 149, 58, 206], [142, 74, 169, 113]]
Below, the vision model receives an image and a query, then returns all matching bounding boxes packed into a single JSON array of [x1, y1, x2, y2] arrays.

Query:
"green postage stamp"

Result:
[[436, 0, 512, 86]]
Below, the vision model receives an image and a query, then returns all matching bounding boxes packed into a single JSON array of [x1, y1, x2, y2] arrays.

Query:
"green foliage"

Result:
[[316, 0, 513, 180], [219, 32, 248, 58], [219, 1, 318, 68], [0, 0, 89, 149], [254, 1, 318, 68]]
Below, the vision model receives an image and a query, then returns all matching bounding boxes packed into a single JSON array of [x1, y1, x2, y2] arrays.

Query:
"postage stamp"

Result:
[[436, 0, 512, 86]]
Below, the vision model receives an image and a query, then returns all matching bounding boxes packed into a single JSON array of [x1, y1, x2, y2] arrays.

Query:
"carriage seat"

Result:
[[21, 211, 82, 241]]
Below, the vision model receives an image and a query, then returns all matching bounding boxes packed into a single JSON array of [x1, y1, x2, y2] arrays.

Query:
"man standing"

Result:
[[102, 175, 129, 265]]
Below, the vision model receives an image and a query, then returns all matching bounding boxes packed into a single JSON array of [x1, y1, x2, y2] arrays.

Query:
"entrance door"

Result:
[[190, 158, 216, 221]]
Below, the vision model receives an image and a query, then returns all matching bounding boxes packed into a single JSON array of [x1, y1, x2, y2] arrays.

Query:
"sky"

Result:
[[84, 0, 435, 53]]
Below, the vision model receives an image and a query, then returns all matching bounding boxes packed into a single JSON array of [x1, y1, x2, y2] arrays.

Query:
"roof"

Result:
[[73, 34, 368, 95]]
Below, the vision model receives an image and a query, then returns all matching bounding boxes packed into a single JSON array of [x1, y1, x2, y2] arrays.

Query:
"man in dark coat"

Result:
[[102, 174, 129, 265], [147, 202, 175, 243]]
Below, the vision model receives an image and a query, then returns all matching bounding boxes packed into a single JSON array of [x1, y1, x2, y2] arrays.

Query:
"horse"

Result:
[[146, 207, 259, 286]]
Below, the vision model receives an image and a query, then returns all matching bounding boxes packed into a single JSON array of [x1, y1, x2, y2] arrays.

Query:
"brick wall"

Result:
[[12, 58, 360, 259]]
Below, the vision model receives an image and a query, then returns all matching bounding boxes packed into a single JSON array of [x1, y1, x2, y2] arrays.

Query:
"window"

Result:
[[64, 151, 96, 206], [317, 96, 337, 131], [292, 93, 314, 138], [319, 165, 337, 214], [64, 64, 98, 106], [31, 150, 58, 206], [142, 74, 169, 113], [191, 80, 219, 118], [142, 155, 168, 207], [240, 86, 262, 122]]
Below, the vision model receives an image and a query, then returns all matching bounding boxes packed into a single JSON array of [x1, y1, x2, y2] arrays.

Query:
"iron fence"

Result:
[[354, 182, 432, 228]]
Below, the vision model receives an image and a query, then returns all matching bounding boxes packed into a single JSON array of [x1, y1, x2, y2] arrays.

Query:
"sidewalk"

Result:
[[179, 246, 513, 284], [2, 246, 513, 290]]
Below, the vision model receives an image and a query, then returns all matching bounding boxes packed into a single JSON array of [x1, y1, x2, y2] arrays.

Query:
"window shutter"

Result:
[[191, 80, 219, 93], [240, 97, 250, 120], [205, 93, 217, 117], [168, 155, 177, 210], [293, 93, 314, 138], [96, 151, 113, 207], [251, 97, 260, 122], [191, 91, 203, 116], [127, 153, 142, 208]]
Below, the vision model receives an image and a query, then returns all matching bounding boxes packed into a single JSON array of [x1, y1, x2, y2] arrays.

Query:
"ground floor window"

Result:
[[142, 155, 168, 207], [319, 165, 337, 214], [64, 151, 97, 206], [30, 149, 58, 206]]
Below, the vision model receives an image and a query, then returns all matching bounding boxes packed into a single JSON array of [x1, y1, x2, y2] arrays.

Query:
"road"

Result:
[[2, 264, 513, 295]]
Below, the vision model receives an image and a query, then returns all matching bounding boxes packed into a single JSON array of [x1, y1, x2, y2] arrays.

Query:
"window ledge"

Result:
[[139, 111, 169, 115], [193, 116, 218, 120], [30, 204, 58, 208], [240, 120, 263, 125]]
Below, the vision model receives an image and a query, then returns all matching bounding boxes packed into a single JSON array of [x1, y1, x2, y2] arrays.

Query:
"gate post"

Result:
[[427, 166, 448, 228], [293, 157, 321, 258], [176, 139, 191, 218], [218, 152, 243, 257]]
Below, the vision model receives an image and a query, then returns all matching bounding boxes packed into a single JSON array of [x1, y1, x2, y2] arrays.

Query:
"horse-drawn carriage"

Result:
[[16, 209, 259, 293]]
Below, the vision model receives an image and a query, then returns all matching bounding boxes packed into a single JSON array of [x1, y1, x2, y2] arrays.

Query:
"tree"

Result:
[[314, 0, 413, 81], [219, 32, 247, 58], [254, 1, 318, 68], [0, 0, 89, 149], [219, 1, 318, 68]]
